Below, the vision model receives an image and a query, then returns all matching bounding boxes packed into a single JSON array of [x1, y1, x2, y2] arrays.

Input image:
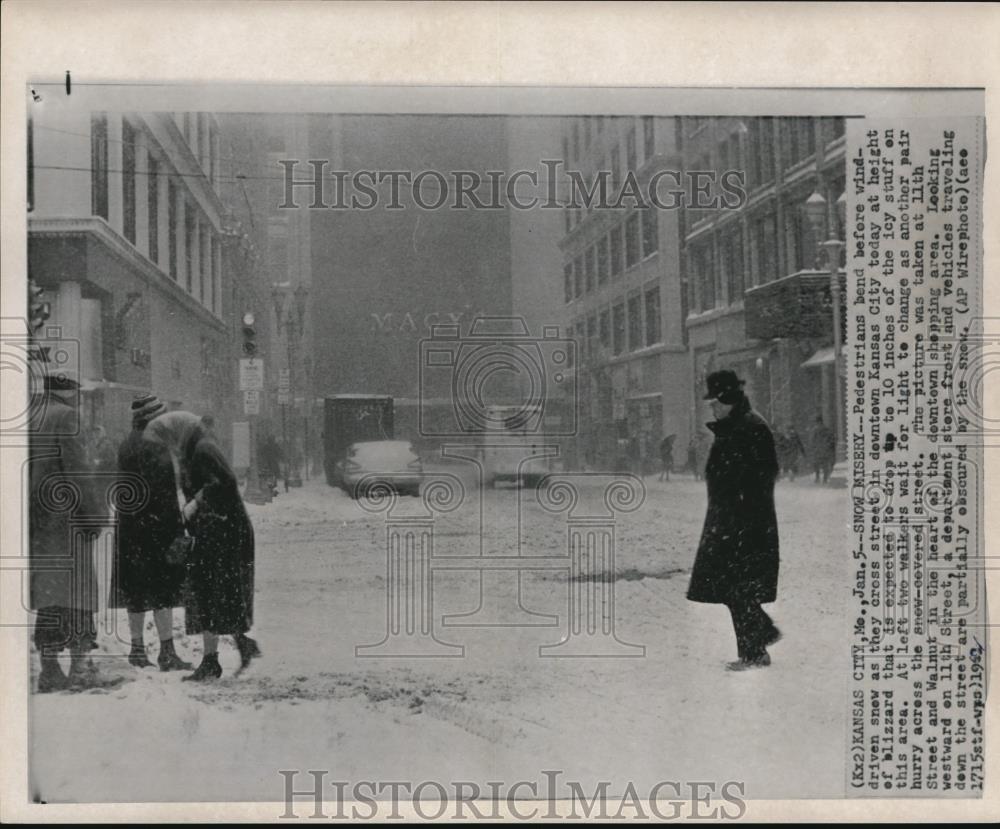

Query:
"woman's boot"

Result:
[[234, 633, 261, 671], [158, 638, 193, 672], [182, 652, 222, 682]]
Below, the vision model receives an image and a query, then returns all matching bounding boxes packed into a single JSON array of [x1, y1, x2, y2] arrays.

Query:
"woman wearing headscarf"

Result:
[[144, 411, 260, 680], [687, 370, 781, 670]]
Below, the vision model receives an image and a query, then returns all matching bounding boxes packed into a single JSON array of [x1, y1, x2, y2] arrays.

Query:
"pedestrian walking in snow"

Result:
[[144, 411, 260, 681], [777, 426, 806, 481], [810, 416, 836, 484], [658, 434, 675, 482], [687, 370, 781, 671], [110, 394, 192, 671]]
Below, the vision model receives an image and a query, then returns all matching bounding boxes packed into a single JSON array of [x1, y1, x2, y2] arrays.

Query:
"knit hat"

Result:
[[702, 370, 746, 405], [131, 393, 165, 427]]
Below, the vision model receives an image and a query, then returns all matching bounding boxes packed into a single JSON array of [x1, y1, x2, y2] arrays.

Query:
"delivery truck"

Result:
[[322, 395, 394, 487]]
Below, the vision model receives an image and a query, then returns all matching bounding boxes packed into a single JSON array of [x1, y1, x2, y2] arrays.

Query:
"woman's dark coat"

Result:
[[181, 434, 255, 636], [687, 396, 780, 605], [111, 429, 186, 611]]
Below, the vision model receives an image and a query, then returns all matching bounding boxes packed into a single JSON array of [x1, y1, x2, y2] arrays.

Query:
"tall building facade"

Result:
[[679, 116, 846, 444], [305, 114, 515, 445], [558, 115, 689, 471], [27, 107, 238, 448]]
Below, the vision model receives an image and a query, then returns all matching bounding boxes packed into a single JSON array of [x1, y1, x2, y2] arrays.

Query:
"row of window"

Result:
[[686, 117, 846, 225], [564, 115, 657, 166], [687, 179, 845, 314], [564, 209, 659, 303], [91, 114, 221, 316], [569, 285, 663, 366], [562, 117, 658, 232]]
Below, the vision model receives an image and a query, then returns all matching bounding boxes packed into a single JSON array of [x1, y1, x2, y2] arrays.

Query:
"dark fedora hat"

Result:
[[702, 369, 745, 403]]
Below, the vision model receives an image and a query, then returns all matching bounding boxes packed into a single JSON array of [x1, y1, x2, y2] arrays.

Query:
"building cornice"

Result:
[[28, 216, 226, 333]]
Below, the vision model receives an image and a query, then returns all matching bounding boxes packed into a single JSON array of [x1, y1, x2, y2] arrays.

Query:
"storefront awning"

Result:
[[801, 346, 840, 368]]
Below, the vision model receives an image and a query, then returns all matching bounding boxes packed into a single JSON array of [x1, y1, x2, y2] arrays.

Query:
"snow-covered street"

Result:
[[30, 470, 849, 803]]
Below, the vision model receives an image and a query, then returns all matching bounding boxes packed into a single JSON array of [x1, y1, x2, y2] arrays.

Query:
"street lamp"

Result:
[[804, 187, 847, 461]]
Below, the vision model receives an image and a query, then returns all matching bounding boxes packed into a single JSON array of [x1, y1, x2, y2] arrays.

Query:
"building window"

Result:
[[585, 247, 596, 293], [642, 116, 655, 161], [209, 235, 217, 313], [691, 241, 716, 312], [828, 116, 846, 141], [574, 255, 583, 298], [200, 222, 210, 304], [610, 145, 621, 188], [562, 135, 569, 164], [575, 320, 586, 366], [184, 207, 195, 293], [783, 118, 816, 167], [625, 213, 640, 268], [750, 118, 774, 187], [597, 237, 610, 285], [626, 126, 637, 172], [564, 263, 573, 304], [583, 117, 591, 150], [121, 120, 137, 244], [564, 208, 571, 234], [599, 309, 611, 349], [628, 293, 642, 351], [642, 208, 658, 258], [644, 285, 662, 346], [168, 181, 178, 281], [147, 155, 159, 263], [612, 301, 626, 355], [90, 113, 109, 220], [572, 122, 580, 161], [587, 314, 598, 362], [610, 225, 624, 278], [722, 226, 745, 303], [753, 210, 779, 284]]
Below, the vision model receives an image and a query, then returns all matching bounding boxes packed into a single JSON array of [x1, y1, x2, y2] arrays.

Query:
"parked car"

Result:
[[334, 440, 423, 498]]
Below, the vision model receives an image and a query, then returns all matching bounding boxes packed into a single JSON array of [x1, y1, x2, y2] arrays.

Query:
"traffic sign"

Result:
[[240, 358, 264, 391], [243, 389, 261, 415]]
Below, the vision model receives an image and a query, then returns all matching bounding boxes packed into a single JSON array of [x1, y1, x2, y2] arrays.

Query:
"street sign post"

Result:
[[239, 358, 264, 391], [244, 389, 261, 415]]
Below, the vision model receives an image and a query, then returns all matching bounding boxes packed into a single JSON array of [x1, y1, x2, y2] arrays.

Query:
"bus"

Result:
[[479, 403, 565, 489]]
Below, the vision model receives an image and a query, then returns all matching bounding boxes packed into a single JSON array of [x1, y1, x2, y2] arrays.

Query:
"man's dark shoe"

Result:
[[726, 653, 771, 672]]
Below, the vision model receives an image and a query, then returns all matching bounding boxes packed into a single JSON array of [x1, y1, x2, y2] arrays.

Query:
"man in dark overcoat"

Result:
[[111, 394, 192, 671], [687, 370, 781, 670]]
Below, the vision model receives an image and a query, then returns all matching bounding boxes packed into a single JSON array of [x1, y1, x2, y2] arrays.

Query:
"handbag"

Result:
[[165, 451, 196, 566]]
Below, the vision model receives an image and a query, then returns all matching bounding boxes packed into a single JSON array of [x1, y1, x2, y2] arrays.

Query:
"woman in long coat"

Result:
[[111, 395, 191, 670], [687, 370, 781, 670], [144, 411, 259, 680]]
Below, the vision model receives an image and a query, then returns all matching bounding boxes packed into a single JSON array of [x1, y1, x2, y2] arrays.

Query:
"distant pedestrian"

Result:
[[810, 416, 836, 484], [658, 434, 676, 482], [144, 411, 260, 681], [777, 426, 807, 481], [30, 373, 117, 691], [687, 370, 781, 671], [111, 394, 192, 671]]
